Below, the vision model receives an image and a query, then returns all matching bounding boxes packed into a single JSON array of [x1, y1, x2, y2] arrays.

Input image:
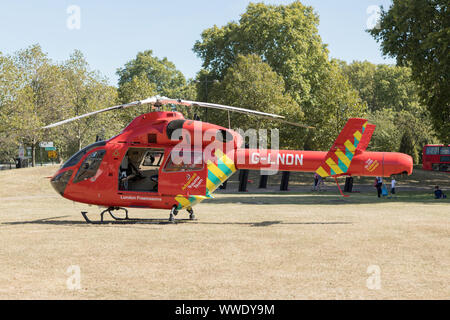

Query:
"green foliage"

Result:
[[50, 50, 119, 159], [116, 50, 199, 125], [0, 53, 21, 161], [193, 1, 367, 150], [2, 45, 71, 165], [399, 130, 419, 164], [117, 74, 157, 124], [340, 61, 423, 113], [368, 109, 439, 162], [1, 0, 440, 166], [194, 69, 217, 103], [312, 60, 367, 147], [117, 50, 186, 98], [208, 54, 304, 148], [367, 109, 399, 152], [0, 45, 118, 164], [173, 79, 199, 120], [369, 0, 450, 142], [0, 46, 195, 164], [341, 60, 440, 160]]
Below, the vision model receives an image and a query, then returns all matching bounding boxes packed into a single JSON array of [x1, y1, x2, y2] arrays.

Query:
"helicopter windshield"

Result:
[[61, 141, 106, 169], [73, 149, 106, 183]]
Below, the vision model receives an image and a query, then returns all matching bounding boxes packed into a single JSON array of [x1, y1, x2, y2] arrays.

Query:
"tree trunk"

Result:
[[77, 125, 82, 151], [31, 143, 36, 167]]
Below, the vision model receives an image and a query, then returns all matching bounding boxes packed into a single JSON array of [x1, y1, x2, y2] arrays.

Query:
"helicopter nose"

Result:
[[50, 170, 73, 196]]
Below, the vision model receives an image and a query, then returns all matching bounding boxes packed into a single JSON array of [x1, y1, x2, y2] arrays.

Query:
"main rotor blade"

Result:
[[42, 97, 158, 129], [158, 98, 284, 119], [157, 97, 313, 129], [43, 95, 313, 129]]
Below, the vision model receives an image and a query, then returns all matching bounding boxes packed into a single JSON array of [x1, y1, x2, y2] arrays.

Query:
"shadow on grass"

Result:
[[1, 215, 191, 226], [1, 215, 351, 227], [209, 192, 449, 205]]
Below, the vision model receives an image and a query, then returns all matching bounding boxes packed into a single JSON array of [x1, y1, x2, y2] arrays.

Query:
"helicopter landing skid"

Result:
[[81, 206, 197, 224], [81, 207, 130, 224]]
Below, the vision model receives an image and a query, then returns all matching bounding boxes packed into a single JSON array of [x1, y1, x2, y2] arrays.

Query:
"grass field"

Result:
[[0, 165, 448, 299]]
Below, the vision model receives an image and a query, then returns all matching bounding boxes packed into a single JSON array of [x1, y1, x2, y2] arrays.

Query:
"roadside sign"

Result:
[[18, 146, 25, 159], [18, 146, 33, 159], [48, 150, 57, 159], [45, 147, 56, 151], [39, 142, 53, 148]]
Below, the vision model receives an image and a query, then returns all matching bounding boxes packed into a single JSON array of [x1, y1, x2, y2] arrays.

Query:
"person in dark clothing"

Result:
[[119, 153, 144, 190], [434, 186, 447, 199], [313, 173, 319, 191], [375, 176, 383, 198]]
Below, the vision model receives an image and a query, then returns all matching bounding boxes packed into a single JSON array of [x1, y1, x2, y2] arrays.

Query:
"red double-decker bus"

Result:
[[422, 144, 450, 172]]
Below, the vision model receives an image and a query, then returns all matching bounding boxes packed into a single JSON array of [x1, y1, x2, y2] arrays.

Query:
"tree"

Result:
[[399, 130, 419, 164], [174, 78, 199, 120], [117, 50, 205, 126], [367, 108, 400, 153], [340, 60, 440, 158], [369, 0, 450, 142], [340, 61, 424, 113], [313, 60, 367, 147], [1, 45, 120, 164], [3, 45, 72, 166], [193, 1, 366, 149], [117, 50, 187, 98], [0, 53, 22, 162], [117, 74, 157, 124], [55, 50, 119, 159], [368, 108, 438, 161], [208, 54, 304, 148], [116, 50, 199, 125]]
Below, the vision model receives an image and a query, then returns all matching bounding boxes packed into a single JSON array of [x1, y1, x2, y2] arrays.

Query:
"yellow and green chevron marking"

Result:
[[206, 149, 237, 195], [175, 149, 237, 209], [316, 121, 368, 178], [175, 194, 209, 210]]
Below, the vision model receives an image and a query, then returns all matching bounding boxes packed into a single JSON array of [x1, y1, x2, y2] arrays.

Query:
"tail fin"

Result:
[[315, 118, 375, 178]]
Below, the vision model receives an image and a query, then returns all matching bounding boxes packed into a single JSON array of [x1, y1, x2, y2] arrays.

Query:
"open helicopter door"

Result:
[[158, 147, 208, 209], [118, 147, 165, 193]]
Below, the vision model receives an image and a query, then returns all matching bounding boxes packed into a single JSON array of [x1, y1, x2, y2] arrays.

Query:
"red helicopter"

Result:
[[44, 96, 413, 223]]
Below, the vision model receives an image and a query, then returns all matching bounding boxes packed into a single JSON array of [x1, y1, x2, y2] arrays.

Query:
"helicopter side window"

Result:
[[163, 151, 203, 172], [73, 150, 106, 183]]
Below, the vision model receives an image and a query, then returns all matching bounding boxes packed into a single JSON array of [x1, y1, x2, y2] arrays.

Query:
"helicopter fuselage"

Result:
[[50, 111, 413, 211]]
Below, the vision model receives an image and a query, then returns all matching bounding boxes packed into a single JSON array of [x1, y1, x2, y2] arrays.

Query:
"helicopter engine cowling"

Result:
[[108, 111, 243, 151]]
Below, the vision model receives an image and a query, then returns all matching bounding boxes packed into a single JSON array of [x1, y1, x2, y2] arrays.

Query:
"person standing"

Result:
[[375, 176, 383, 198], [391, 177, 396, 195], [318, 176, 325, 191], [313, 173, 319, 191]]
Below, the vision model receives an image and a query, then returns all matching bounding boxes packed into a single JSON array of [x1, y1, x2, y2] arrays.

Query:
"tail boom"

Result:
[[232, 118, 412, 177], [234, 149, 412, 177]]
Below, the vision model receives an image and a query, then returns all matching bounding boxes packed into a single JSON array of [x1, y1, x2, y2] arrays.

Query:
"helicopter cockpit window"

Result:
[[163, 151, 203, 172], [61, 141, 106, 169], [73, 150, 106, 183]]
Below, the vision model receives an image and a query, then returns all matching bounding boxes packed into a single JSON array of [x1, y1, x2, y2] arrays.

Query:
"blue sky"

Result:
[[0, 0, 394, 86]]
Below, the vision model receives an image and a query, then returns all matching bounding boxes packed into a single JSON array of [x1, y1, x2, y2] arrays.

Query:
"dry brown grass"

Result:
[[0, 165, 448, 299]]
